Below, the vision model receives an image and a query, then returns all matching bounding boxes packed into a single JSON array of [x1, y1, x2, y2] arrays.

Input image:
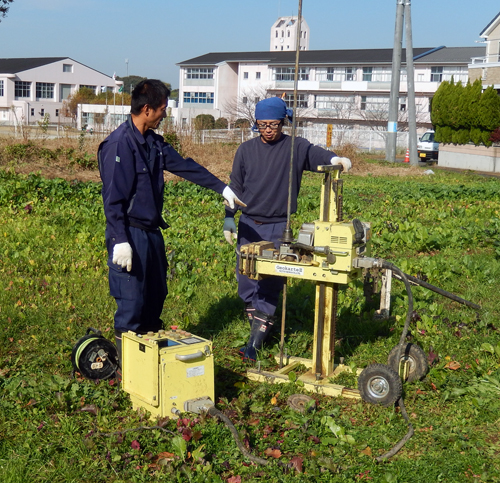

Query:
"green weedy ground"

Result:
[[0, 164, 499, 482]]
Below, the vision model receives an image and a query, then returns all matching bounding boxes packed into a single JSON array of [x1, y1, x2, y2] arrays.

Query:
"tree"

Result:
[[61, 87, 97, 120], [194, 114, 215, 130], [116, 76, 172, 95], [478, 86, 500, 146], [0, 0, 13, 22], [61, 87, 131, 122], [222, 85, 272, 126], [214, 117, 228, 129]]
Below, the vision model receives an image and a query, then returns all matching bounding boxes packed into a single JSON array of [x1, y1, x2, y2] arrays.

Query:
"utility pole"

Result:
[[404, 0, 418, 165], [386, 0, 405, 162]]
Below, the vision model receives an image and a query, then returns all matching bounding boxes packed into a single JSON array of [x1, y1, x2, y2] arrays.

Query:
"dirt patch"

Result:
[[0, 135, 422, 184]]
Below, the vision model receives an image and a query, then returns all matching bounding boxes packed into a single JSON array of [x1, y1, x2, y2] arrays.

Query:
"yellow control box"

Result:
[[122, 329, 214, 418]]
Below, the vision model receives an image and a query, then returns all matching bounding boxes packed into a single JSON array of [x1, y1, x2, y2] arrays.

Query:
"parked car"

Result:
[[417, 130, 439, 161]]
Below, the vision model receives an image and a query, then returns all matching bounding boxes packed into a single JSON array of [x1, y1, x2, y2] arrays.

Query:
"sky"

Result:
[[0, 0, 498, 88]]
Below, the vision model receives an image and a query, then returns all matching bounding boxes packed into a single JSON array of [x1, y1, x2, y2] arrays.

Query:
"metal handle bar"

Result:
[[175, 351, 204, 362]]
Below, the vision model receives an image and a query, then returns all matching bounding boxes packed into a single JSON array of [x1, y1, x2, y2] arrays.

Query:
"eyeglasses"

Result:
[[256, 122, 281, 131]]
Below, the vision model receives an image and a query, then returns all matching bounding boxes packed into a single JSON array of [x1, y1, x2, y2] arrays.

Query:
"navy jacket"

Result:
[[226, 134, 335, 223], [99, 117, 226, 244]]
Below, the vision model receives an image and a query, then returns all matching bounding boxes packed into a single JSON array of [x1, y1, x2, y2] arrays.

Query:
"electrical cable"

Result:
[[207, 407, 269, 466]]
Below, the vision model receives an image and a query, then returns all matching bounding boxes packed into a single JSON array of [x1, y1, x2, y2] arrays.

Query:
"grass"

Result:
[[0, 139, 500, 482]]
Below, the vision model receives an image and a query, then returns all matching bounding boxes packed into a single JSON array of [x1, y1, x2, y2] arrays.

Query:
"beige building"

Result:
[[0, 57, 122, 127], [468, 11, 500, 89]]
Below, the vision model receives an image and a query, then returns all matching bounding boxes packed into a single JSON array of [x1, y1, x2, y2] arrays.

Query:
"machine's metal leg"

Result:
[[312, 282, 337, 377], [279, 281, 287, 369], [375, 269, 392, 320]]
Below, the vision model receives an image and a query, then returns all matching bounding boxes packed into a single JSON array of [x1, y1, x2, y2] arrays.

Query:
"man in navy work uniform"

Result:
[[223, 96, 351, 361], [99, 79, 242, 371]]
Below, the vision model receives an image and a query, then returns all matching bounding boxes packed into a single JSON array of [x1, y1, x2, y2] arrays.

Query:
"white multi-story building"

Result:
[[270, 16, 310, 52], [175, 46, 483, 130], [469, 11, 500, 90], [0, 57, 122, 126]]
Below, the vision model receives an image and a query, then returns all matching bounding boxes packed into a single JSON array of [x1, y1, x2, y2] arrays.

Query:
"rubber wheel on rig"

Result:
[[387, 343, 428, 383], [358, 363, 402, 407]]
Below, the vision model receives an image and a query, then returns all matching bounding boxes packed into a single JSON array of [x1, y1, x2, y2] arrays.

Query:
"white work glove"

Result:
[[222, 186, 246, 209], [331, 156, 352, 172], [112, 242, 133, 272], [223, 217, 237, 245]]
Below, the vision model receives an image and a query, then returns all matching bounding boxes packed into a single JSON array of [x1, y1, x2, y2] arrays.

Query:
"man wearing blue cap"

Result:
[[223, 96, 352, 361]]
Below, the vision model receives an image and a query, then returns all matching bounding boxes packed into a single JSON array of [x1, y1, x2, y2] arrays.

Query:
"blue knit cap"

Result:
[[252, 97, 293, 132]]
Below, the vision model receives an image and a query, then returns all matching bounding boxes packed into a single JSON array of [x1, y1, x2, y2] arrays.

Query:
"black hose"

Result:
[[374, 260, 415, 461], [392, 271, 481, 311], [375, 398, 414, 462], [207, 407, 269, 466]]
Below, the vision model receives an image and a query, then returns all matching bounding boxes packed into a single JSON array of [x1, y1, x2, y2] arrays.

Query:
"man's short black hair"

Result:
[[131, 79, 171, 115]]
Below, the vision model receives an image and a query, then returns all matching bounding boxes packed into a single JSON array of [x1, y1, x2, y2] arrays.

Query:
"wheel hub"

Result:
[[367, 375, 390, 399]]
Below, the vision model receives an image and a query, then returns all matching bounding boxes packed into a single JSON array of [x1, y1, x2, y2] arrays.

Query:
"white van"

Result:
[[417, 130, 439, 161]]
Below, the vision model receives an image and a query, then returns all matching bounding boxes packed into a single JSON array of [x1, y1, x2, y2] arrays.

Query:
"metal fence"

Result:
[[189, 126, 411, 152]]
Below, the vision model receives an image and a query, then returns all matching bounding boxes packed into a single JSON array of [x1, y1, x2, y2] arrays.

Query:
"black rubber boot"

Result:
[[241, 310, 275, 362], [244, 303, 255, 327], [114, 330, 123, 381], [238, 303, 256, 356]]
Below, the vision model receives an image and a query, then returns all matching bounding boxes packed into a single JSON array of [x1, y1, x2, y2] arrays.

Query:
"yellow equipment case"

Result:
[[122, 328, 214, 418]]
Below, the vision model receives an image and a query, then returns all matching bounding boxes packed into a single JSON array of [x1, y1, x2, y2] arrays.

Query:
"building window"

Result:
[[80, 85, 96, 93], [40, 108, 45, 116], [399, 97, 407, 111], [275, 30, 278, 38], [183, 92, 214, 104], [243, 72, 248, 79], [372, 67, 392, 82], [256, 72, 261, 79], [288, 31, 290, 37], [283, 93, 308, 108], [254, 97, 259, 104], [362, 67, 373, 82], [441, 66, 468, 83], [361, 95, 389, 112], [274, 67, 309, 81], [55, 109, 59, 117], [242, 97, 248, 104], [31, 108, 35, 116], [36, 82, 55, 99], [317, 67, 355, 82], [63, 64, 73, 73], [431, 66, 443, 82], [186, 68, 214, 79], [0, 80, 3, 96], [315, 95, 355, 111], [15, 81, 31, 98]]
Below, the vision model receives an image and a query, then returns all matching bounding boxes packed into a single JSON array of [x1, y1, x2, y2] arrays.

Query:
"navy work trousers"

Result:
[[236, 213, 286, 316], [106, 225, 167, 334]]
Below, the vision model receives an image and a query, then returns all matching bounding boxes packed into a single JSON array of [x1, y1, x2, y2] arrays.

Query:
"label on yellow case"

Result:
[[275, 264, 304, 276], [187, 366, 205, 378]]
